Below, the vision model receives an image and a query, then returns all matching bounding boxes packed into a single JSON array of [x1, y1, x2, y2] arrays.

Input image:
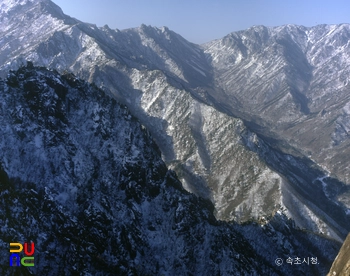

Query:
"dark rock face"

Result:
[[0, 65, 341, 275], [327, 233, 350, 276]]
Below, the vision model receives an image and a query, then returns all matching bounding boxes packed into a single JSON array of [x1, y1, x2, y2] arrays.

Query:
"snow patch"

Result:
[[190, 64, 206, 77]]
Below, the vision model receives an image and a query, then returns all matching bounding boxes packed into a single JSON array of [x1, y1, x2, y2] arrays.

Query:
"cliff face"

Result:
[[328, 233, 350, 276]]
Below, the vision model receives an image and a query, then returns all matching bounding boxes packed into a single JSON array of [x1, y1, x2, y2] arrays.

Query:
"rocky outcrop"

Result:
[[328, 233, 350, 276]]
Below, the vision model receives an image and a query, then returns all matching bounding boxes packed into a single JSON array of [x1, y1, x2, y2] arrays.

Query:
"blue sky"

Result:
[[53, 0, 350, 44]]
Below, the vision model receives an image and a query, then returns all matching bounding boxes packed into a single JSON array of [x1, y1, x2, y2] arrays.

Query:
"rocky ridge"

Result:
[[0, 0, 349, 242], [0, 64, 341, 275]]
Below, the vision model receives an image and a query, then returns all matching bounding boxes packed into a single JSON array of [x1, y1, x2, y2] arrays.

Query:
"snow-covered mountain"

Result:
[[0, 0, 349, 251], [0, 0, 288, 226], [203, 24, 350, 184], [0, 63, 341, 275]]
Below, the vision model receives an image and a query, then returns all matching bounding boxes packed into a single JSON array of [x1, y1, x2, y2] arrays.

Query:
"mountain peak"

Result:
[[0, 0, 44, 12], [0, 0, 65, 17]]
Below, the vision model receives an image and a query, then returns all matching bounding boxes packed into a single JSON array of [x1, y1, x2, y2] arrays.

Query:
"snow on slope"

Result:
[[0, 0, 349, 242], [0, 64, 340, 276]]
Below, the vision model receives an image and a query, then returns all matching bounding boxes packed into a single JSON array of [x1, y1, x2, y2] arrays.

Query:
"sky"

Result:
[[53, 0, 350, 44]]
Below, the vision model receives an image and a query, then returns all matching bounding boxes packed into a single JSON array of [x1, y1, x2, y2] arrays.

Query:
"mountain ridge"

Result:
[[203, 23, 350, 182], [0, 64, 341, 275], [0, 0, 349, 243]]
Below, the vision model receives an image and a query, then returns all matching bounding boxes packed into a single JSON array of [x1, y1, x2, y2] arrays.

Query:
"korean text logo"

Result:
[[9, 242, 35, 267]]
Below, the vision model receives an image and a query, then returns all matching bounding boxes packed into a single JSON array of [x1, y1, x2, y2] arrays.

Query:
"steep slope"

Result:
[[129, 68, 286, 223], [0, 0, 288, 225], [198, 23, 350, 239], [203, 24, 350, 192], [0, 0, 349, 241], [0, 64, 341, 276], [202, 25, 350, 237]]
